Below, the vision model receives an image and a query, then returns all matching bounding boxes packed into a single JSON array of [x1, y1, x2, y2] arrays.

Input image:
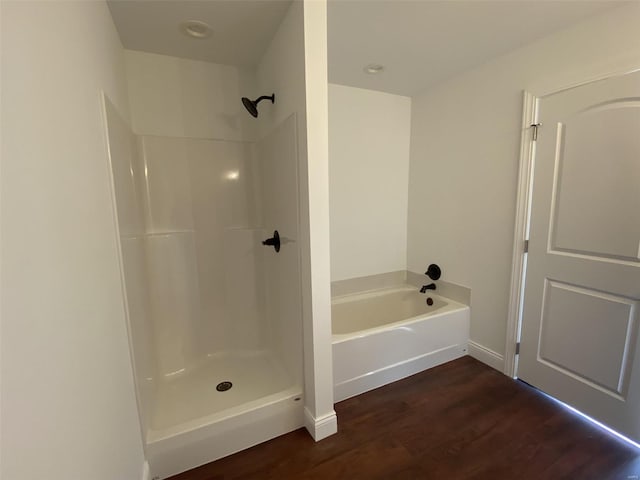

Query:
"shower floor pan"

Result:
[[147, 351, 303, 478]]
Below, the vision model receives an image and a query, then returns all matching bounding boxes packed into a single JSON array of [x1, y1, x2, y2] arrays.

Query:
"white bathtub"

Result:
[[332, 285, 470, 402]]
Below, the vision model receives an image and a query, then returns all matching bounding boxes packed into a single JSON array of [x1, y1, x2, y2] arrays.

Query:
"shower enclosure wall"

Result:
[[105, 44, 307, 477]]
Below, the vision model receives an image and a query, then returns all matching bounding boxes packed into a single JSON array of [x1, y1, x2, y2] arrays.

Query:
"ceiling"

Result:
[[108, 1, 628, 96], [328, 0, 629, 96], [107, 0, 292, 67]]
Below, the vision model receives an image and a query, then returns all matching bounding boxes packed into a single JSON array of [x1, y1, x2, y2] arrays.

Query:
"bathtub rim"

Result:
[[331, 285, 469, 343]]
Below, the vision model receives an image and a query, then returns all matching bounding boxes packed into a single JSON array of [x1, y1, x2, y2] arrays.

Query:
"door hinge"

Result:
[[523, 239, 529, 253], [515, 342, 521, 355], [530, 123, 541, 141]]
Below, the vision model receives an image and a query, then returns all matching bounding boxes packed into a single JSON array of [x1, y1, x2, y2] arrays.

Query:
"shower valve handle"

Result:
[[262, 230, 280, 253], [425, 264, 441, 281]]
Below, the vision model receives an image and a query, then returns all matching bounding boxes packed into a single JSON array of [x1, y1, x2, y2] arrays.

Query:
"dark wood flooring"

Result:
[[169, 356, 640, 480]]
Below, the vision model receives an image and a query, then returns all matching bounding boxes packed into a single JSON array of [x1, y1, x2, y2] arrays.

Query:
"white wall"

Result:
[[1, 2, 146, 479], [302, 0, 335, 438], [328, 84, 411, 281], [407, 3, 640, 364], [257, 0, 336, 438]]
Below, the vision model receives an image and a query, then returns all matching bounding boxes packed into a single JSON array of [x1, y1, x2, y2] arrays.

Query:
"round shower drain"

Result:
[[216, 381, 233, 392]]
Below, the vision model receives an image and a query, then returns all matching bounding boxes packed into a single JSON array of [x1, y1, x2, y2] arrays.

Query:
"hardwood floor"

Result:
[[168, 356, 639, 480]]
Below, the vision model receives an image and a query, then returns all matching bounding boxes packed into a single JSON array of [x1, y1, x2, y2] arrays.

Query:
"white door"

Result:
[[518, 70, 640, 442]]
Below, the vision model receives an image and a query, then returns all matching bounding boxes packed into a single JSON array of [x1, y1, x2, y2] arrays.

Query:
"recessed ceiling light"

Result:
[[364, 64, 385, 74], [181, 20, 213, 39]]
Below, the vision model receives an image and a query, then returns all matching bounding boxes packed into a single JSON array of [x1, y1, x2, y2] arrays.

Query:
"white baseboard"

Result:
[[468, 340, 504, 372], [141, 461, 150, 480], [303, 408, 337, 441]]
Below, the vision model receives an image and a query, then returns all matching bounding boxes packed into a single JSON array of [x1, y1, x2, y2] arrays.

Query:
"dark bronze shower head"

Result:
[[241, 94, 275, 118]]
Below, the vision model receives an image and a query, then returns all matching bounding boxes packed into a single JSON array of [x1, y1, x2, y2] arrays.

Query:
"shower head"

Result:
[[241, 94, 275, 118]]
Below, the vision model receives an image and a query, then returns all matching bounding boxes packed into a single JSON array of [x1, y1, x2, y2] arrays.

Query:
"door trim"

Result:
[[504, 91, 538, 378], [505, 67, 640, 379]]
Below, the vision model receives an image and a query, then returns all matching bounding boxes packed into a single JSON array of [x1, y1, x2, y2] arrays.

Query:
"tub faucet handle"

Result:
[[420, 283, 436, 293], [424, 264, 441, 280]]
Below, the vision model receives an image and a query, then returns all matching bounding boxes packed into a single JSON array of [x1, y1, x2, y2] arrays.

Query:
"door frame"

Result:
[[503, 90, 537, 378], [504, 68, 640, 379]]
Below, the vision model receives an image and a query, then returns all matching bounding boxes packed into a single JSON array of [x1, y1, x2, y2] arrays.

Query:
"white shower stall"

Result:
[[101, 2, 334, 476]]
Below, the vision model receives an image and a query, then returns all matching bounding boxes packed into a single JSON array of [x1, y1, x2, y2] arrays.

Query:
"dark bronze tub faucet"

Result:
[[420, 283, 436, 293]]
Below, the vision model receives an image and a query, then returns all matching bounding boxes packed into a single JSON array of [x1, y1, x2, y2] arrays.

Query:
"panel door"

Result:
[[519, 70, 640, 442]]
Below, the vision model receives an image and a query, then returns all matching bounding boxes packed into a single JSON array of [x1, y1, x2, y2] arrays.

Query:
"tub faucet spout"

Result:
[[420, 283, 436, 293]]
